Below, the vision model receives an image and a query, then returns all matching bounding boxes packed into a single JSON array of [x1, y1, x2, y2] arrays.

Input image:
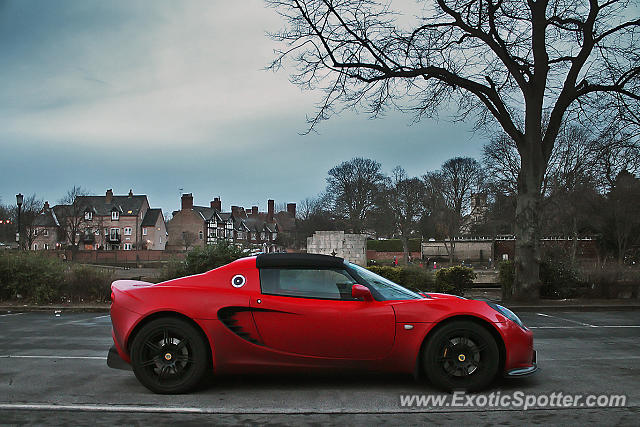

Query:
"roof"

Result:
[[274, 211, 296, 232], [75, 195, 147, 216], [141, 209, 162, 227], [33, 210, 59, 227], [256, 253, 345, 268]]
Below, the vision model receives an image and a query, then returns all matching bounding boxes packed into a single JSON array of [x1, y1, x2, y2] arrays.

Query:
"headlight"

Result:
[[487, 302, 527, 330]]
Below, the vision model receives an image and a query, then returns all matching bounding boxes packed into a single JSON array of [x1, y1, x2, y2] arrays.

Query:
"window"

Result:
[[43, 229, 48, 236], [123, 243, 132, 250], [259, 268, 357, 300], [44, 243, 49, 250], [33, 244, 38, 250], [142, 228, 148, 236], [198, 231, 203, 240], [271, 232, 277, 241], [109, 228, 120, 241], [95, 229, 100, 235], [348, 264, 422, 301], [104, 228, 108, 236], [85, 211, 93, 221], [260, 232, 266, 240], [124, 227, 132, 236], [111, 211, 119, 220], [34, 229, 38, 236]]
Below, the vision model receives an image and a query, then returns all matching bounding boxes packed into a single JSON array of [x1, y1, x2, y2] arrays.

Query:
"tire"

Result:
[[130, 317, 209, 394], [423, 320, 500, 392]]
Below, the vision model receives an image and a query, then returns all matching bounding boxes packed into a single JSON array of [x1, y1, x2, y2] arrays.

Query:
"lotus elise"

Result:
[[107, 253, 536, 393]]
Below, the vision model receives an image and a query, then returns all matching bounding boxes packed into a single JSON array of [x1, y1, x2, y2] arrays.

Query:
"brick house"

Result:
[[32, 189, 166, 251], [166, 194, 296, 252], [73, 189, 166, 250], [31, 202, 65, 250]]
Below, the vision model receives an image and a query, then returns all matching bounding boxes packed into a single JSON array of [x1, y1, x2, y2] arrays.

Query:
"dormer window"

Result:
[[111, 211, 119, 221]]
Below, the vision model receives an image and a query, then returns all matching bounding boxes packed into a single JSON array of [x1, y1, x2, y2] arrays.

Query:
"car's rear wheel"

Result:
[[423, 320, 500, 392], [130, 317, 209, 394]]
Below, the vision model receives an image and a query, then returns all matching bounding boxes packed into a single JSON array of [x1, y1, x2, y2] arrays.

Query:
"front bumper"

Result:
[[505, 350, 537, 376], [107, 345, 132, 371]]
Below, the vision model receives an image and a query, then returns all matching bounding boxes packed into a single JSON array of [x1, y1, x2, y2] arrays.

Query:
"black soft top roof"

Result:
[[256, 253, 345, 268]]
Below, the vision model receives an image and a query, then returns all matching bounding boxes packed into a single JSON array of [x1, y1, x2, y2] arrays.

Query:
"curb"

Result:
[[506, 304, 640, 312], [0, 306, 109, 313]]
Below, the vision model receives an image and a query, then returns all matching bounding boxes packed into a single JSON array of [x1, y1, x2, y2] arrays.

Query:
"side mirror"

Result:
[[352, 284, 374, 302]]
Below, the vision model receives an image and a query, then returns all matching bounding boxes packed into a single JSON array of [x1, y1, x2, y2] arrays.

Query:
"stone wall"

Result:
[[421, 240, 494, 262], [306, 231, 367, 266]]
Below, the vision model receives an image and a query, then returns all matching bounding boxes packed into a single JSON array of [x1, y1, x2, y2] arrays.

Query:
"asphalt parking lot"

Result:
[[1, 309, 639, 425]]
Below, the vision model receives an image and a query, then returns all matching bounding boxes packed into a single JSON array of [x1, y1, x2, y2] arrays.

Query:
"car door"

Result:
[[250, 267, 395, 359]]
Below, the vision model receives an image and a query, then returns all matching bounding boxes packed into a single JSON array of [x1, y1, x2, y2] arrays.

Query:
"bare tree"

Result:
[[16, 194, 43, 250], [386, 167, 425, 264], [268, 0, 640, 300], [58, 186, 90, 251], [423, 157, 484, 263], [326, 157, 386, 233], [606, 171, 640, 264]]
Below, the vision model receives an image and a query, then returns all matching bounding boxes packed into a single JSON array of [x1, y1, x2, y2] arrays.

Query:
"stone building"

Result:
[[306, 231, 367, 266]]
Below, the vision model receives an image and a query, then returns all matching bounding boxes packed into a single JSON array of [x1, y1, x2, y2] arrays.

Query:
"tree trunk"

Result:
[[401, 235, 409, 265], [509, 151, 545, 301], [570, 217, 578, 267]]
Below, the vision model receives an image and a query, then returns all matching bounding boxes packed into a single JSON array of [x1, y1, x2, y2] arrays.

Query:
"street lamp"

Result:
[[16, 193, 23, 249]]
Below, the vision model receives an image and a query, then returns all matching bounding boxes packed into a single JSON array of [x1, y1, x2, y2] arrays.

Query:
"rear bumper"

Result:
[[107, 345, 132, 371], [505, 350, 537, 377]]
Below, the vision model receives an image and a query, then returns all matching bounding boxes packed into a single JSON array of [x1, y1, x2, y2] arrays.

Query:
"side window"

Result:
[[260, 268, 356, 300]]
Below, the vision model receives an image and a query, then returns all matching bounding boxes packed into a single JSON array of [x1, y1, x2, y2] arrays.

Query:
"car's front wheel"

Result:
[[423, 320, 500, 392], [130, 317, 209, 394]]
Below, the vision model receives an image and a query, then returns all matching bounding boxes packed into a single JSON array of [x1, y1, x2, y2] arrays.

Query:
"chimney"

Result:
[[267, 199, 274, 222], [210, 197, 221, 211], [252, 206, 258, 216], [287, 203, 296, 218], [105, 189, 113, 204], [43, 201, 50, 212], [128, 189, 133, 197], [231, 205, 240, 216], [181, 193, 193, 210]]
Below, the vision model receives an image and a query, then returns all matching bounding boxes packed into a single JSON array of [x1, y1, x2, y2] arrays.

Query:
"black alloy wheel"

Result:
[[130, 317, 208, 394], [423, 320, 500, 392]]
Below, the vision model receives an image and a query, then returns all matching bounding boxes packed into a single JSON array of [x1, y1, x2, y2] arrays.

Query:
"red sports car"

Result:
[[108, 253, 536, 394]]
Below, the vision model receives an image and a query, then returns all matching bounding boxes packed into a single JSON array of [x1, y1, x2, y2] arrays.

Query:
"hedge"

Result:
[[158, 241, 248, 282], [0, 252, 113, 304], [366, 239, 421, 252]]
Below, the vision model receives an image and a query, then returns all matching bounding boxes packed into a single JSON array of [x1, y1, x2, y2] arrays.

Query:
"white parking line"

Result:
[[0, 355, 105, 360], [0, 313, 24, 317], [536, 313, 597, 327]]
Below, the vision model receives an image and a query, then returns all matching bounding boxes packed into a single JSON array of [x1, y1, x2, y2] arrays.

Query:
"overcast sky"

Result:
[[0, 0, 484, 214]]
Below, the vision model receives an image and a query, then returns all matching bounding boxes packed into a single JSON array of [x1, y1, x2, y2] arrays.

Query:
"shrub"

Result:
[[434, 266, 476, 296], [158, 242, 249, 282], [498, 260, 515, 297], [498, 258, 584, 299], [0, 252, 65, 302], [0, 252, 114, 304], [366, 265, 435, 293], [64, 265, 114, 303], [539, 259, 582, 299]]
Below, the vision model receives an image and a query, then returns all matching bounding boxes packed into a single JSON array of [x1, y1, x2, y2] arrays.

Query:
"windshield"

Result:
[[348, 263, 423, 301]]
